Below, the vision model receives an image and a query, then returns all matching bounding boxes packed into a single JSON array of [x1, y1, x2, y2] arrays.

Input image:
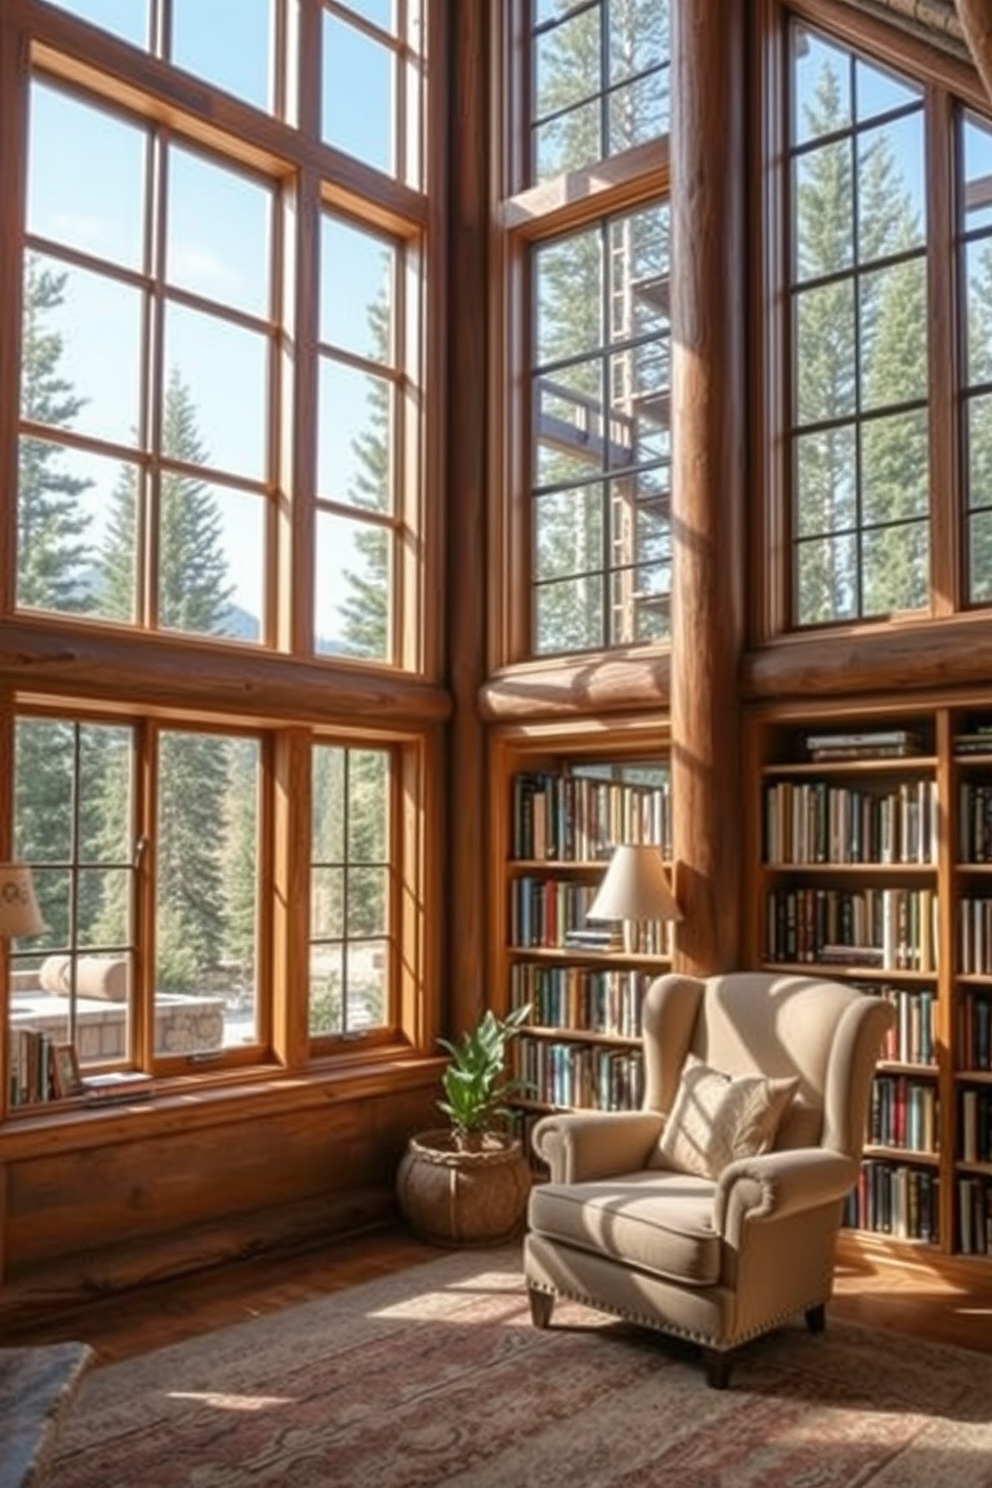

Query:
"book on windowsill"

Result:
[[81, 1071, 155, 1105]]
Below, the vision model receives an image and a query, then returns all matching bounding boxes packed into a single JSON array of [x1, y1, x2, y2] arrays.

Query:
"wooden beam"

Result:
[[670, 0, 746, 975]]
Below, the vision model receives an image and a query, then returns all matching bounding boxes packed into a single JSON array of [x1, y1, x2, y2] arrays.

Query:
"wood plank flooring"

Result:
[[2, 1226, 990, 1367]]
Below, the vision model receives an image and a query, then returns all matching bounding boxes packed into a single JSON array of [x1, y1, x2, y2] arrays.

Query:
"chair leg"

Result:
[[528, 1287, 555, 1329], [805, 1303, 826, 1334], [702, 1348, 733, 1389]]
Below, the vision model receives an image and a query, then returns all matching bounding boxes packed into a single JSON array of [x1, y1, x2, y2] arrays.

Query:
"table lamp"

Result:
[[587, 843, 682, 955]]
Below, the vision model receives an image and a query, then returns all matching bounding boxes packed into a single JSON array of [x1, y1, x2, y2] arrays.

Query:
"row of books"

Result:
[[958, 991, 992, 1071], [511, 771, 672, 863], [510, 876, 671, 955], [957, 1177, 992, 1255], [954, 724, 992, 756], [9, 1028, 154, 1108], [958, 782, 992, 862], [766, 887, 938, 971], [804, 728, 927, 761], [960, 1087, 992, 1163], [510, 964, 654, 1040], [764, 779, 937, 866], [867, 1074, 939, 1155], [514, 1037, 644, 1112], [957, 899, 992, 976], [843, 1160, 939, 1242], [868, 985, 937, 1067]]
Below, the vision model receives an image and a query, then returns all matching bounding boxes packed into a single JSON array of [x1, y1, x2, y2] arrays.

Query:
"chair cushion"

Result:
[[528, 1169, 721, 1286], [652, 1054, 799, 1179]]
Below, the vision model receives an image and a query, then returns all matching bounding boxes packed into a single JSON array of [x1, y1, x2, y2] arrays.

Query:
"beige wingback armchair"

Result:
[[524, 972, 895, 1387]]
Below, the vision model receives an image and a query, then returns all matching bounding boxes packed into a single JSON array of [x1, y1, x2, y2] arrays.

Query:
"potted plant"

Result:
[[396, 1004, 533, 1246]]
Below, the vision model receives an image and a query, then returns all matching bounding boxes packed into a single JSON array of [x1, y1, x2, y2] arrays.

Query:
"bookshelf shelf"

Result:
[[747, 706, 992, 1262], [492, 721, 671, 1124]]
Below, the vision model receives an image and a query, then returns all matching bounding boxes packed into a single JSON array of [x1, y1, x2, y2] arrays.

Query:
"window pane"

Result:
[[322, 14, 394, 176], [793, 141, 854, 282], [794, 427, 856, 539], [348, 751, 389, 861], [156, 731, 259, 1054], [795, 281, 856, 424], [46, 0, 149, 48], [317, 360, 393, 510], [965, 241, 992, 386], [857, 115, 925, 260], [963, 114, 992, 232], [534, 574, 604, 654], [320, 218, 394, 362], [348, 866, 387, 935], [535, 361, 605, 486], [967, 393, 992, 510], [536, 231, 602, 363], [862, 521, 928, 615], [861, 409, 929, 525], [312, 747, 346, 861], [310, 944, 344, 1036], [608, 73, 666, 155], [535, 10, 600, 122], [16, 441, 131, 618], [610, 205, 669, 342], [163, 306, 268, 480], [534, 98, 602, 180], [969, 510, 992, 601], [793, 28, 851, 146], [349, 940, 387, 1027], [311, 866, 345, 938], [23, 255, 142, 448], [610, 561, 670, 645], [854, 56, 922, 121], [28, 84, 146, 272], [860, 259, 927, 408], [158, 478, 264, 642], [315, 510, 391, 661], [535, 485, 603, 582], [796, 533, 859, 625], [171, 0, 273, 113], [166, 146, 272, 319]]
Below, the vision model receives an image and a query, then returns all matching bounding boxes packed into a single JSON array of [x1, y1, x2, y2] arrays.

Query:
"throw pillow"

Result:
[[656, 1054, 799, 1179]]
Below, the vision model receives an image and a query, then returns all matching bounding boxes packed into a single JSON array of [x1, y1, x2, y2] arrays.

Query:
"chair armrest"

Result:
[[531, 1110, 664, 1183], [713, 1147, 859, 1242]]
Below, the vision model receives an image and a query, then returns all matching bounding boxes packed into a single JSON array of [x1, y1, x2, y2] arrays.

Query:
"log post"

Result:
[[670, 0, 746, 975]]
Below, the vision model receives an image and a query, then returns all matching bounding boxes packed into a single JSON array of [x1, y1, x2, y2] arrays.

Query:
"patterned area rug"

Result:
[[49, 1245, 992, 1488]]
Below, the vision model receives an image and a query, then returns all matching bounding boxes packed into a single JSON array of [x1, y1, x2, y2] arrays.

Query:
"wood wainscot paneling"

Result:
[[0, 1061, 443, 1324]]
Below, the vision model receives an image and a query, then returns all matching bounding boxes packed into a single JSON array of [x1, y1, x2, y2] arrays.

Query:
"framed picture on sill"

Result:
[[50, 1041, 84, 1099]]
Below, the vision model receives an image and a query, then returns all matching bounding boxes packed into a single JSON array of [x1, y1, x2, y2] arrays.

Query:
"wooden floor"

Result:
[[2, 1227, 991, 1367]]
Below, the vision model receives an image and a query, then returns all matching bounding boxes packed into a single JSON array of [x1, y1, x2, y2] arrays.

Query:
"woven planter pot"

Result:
[[396, 1128, 532, 1248]]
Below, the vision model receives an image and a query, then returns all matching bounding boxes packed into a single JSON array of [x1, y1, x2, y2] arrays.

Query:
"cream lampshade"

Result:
[[587, 844, 681, 954], [0, 863, 45, 939]]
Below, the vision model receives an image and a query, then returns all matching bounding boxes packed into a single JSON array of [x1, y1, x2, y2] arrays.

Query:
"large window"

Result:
[[500, 0, 671, 665], [2, 0, 436, 1112], [532, 201, 671, 654], [961, 111, 992, 604], [788, 24, 929, 626]]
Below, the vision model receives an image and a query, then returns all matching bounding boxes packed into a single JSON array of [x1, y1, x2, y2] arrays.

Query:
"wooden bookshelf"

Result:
[[489, 718, 672, 1125], [744, 701, 992, 1269]]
